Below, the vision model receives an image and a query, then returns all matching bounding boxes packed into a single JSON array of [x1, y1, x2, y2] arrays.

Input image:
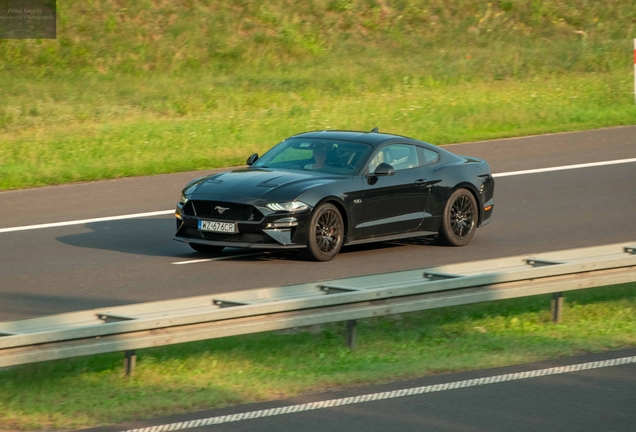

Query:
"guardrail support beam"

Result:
[[124, 350, 136, 376], [551, 292, 564, 323], [346, 320, 357, 350], [98, 314, 136, 323], [423, 272, 460, 281], [213, 300, 250, 308], [320, 285, 362, 294], [527, 259, 562, 267]]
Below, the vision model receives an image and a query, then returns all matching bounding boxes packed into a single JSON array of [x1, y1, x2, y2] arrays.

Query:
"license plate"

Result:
[[198, 220, 237, 234]]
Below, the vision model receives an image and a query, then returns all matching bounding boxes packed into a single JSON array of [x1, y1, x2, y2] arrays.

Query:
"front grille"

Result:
[[186, 200, 263, 221]]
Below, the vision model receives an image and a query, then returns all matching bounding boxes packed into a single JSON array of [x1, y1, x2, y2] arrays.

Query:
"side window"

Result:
[[416, 146, 439, 166], [368, 144, 419, 172]]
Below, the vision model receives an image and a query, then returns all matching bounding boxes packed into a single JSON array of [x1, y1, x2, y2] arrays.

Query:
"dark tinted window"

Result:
[[253, 138, 373, 175], [416, 146, 439, 165], [368, 144, 419, 172]]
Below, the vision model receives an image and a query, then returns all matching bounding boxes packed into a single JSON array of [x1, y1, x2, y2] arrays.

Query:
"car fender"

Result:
[[293, 193, 351, 244], [450, 181, 484, 225]]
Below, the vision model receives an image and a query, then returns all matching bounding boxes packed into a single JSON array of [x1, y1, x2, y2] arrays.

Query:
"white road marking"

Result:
[[119, 355, 636, 432], [492, 157, 636, 178], [1, 157, 635, 234], [0, 210, 174, 233]]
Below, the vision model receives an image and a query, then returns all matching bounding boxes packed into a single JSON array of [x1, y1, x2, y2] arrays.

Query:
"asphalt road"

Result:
[[1, 126, 635, 321], [89, 348, 636, 432]]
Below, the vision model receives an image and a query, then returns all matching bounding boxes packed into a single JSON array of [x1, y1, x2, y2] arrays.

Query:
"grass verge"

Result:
[[0, 283, 634, 430], [2, 71, 636, 191], [1, 0, 636, 190]]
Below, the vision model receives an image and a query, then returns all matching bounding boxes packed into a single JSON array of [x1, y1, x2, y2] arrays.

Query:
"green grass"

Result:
[[1, 71, 635, 190], [1, 284, 635, 430], [1, 0, 636, 190]]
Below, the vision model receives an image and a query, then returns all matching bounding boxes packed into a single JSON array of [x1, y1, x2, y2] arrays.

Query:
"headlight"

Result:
[[179, 193, 189, 205], [265, 201, 309, 212]]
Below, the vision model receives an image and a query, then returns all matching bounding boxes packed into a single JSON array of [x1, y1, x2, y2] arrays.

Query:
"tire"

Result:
[[437, 188, 478, 246], [301, 203, 344, 261], [189, 243, 225, 254]]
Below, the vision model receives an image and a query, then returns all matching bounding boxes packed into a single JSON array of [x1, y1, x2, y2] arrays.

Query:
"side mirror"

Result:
[[373, 163, 395, 176], [246, 153, 259, 166]]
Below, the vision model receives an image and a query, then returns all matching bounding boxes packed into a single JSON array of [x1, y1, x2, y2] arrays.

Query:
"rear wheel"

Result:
[[301, 203, 344, 261], [189, 243, 225, 254], [437, 188, 478, 246]]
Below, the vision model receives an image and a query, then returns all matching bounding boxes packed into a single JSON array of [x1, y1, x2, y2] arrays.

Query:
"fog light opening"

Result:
[[266, 217, 298, 228]]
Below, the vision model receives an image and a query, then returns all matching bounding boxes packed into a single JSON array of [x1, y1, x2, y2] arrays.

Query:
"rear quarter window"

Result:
[[416, 147, 439, 165]]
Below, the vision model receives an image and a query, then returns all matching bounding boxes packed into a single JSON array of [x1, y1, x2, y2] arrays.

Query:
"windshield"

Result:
[[253, 138, 372, 175]]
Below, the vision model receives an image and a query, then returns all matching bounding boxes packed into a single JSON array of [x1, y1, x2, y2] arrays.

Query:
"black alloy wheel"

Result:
[[437, 188, 478, 246], [190, 243, 225, 254], [302, 203, 344, 261]]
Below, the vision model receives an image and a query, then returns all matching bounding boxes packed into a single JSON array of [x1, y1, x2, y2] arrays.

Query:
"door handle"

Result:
[[415, 179, 441, 187]]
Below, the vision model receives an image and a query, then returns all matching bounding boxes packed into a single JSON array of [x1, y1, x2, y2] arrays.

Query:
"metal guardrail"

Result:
[[1, 242, 635, 371]]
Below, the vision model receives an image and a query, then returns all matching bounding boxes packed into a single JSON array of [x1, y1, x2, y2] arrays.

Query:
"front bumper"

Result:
[[174, 200, 312, 249], [174, 235, 306, 249]]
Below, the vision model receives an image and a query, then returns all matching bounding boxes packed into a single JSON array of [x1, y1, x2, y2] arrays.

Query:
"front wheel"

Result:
[[189, 243, 225, 254], [301, 203, 344, 261], [437, 188, 478, 246]]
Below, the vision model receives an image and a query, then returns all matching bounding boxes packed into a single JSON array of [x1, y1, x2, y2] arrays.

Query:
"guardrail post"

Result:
[[346, 320, 357, 350], [551, 292, 564, 323], [124, 350, 136, 376]]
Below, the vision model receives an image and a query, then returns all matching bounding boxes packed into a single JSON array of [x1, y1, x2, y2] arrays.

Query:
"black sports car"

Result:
[[175, 129, 495, 261]]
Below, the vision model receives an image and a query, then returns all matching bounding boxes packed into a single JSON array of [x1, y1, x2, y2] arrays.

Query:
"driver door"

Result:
[[358, 144, 432, 237]]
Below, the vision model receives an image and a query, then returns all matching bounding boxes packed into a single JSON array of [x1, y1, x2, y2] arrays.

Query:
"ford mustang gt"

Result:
[[174, 129, 495, 261]]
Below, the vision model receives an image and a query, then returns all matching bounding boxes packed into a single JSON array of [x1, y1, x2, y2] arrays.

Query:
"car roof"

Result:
[[290, 130, 427, 148]]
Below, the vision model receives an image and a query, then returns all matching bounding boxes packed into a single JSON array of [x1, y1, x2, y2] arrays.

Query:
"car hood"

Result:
[[187, 168, 342, 203]]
